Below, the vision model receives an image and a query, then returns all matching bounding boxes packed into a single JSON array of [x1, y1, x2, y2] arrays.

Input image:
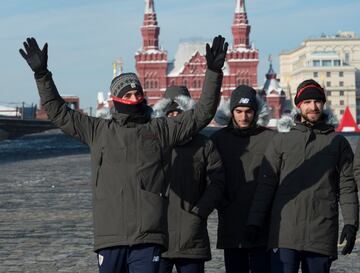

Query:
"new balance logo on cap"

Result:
[[131, 83, 136, 89], [239, 98, 250, 104]]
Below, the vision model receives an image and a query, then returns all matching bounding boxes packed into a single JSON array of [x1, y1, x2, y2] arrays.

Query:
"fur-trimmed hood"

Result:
[[277, 108, 338, 133], [214, 95, 271, 127], [152, 95, 196, 118]]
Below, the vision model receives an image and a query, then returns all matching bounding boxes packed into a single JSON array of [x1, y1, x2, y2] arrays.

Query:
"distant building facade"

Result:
[[135, 0, 259, 104], [279, 31, 360, 122], [260, 61, 291, 127]]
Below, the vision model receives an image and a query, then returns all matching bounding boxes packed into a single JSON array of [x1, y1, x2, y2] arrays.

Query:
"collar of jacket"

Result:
[[111, 112, 150, 126], [277, 109, 338, 133], [293, 120, 334, 134], [227, 121, 265, 137]]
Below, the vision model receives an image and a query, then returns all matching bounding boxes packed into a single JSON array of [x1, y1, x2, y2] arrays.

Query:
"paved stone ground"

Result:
[[0, 154, 359, 273]]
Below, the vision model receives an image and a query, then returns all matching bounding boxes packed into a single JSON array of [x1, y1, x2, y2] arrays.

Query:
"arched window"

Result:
[[150, 81, 154, 89]]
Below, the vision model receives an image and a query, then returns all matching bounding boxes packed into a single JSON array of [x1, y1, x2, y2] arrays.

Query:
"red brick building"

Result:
[[135, 0, 259, 104]]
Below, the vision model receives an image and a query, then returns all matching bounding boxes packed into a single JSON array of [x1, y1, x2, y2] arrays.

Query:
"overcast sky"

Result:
[[1, 0, 360, 111]]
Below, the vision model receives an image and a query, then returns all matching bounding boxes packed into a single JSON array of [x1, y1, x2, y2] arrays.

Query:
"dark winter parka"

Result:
[[35, 69, 223, 252], [247, 114, 359, 258], [353, 139, 360, 189], [211, 97, 276, 249], [152, 95, 225, 260]]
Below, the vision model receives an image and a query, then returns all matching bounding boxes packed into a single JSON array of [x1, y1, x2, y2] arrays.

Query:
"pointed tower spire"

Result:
[[141, 0, 160, 50], [232, 0, 250, 49], [145, 0, 155, 14], [266, 55, 276, 80], [235, 0, 246, 13]]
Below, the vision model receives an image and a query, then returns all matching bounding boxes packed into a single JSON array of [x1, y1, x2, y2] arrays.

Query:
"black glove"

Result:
[[206, 35, 228, 73], [19, 37, 48, 76], [339, 224, 357, 255], [244, 225, 261, 244]]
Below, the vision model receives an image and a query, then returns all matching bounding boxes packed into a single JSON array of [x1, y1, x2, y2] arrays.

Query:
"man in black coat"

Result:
[[211, 85, 275, 273], [19, 36, 228, 273], [152, 86, 225, 273]]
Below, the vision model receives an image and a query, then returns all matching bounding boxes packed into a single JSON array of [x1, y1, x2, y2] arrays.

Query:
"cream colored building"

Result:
[[279, 32, 360, 123]]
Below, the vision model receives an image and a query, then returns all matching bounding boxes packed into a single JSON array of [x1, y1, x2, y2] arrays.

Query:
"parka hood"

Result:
[[152, 95, 196, 118], [277, 108, 338, 133]]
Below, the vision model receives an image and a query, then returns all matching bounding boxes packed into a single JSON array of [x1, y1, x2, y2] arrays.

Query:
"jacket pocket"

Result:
[[95, 148, 104, 187], [91, 147, 103, 188], [96, 147, 125, 200], [93, 193, 125, 237], [310, 200, 338, 245], [138, 188, 167, 234], [179, 206, 207, 250]]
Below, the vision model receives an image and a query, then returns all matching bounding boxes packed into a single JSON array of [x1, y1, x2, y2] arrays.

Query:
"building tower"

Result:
[[222, 0, 259, 97], [135, 0, 259, 104], [135, 0, 168, 104], [261, 59, 286, 121], [113, 58, 124, 79], [232, 0, 250, 49]]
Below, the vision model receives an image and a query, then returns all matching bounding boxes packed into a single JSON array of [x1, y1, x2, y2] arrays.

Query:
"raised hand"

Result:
[[19, 37, 48, 74], [206, 35, 228, 73]]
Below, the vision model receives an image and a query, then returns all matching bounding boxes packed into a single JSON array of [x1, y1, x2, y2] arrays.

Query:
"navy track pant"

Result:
[[97, 244, 161, 273], [159, 258, 205, 273], [270, 248, 333, 273]]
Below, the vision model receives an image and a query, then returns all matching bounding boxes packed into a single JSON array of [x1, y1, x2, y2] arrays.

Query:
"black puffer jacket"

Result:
[[35, 69, 223, 251], [212, 97, 275, 248], [153, 94, 225, 260], [162, 134, 224, 260]]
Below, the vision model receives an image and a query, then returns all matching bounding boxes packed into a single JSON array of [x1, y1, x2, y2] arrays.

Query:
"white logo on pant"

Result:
[[273, 248, 279, 253], [98, 254, 104, 266], [152, 256, 160, 262]]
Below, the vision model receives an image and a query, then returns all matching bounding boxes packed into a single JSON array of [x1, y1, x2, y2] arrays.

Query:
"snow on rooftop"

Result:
[[135, 48, 165, 55], [229, 46, 257, 53], [168, 42, 206, 76], [0, 105, 21, 117], [265, 79, 283, 96], [167, 42, 234, 76], [167, 42, 231, 76]]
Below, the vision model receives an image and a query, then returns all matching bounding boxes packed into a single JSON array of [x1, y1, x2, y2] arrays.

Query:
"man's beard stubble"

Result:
[[301, 110, 321, 124]]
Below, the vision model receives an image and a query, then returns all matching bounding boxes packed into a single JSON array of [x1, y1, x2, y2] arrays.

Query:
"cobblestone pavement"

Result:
[[0, 154, 359, 273]]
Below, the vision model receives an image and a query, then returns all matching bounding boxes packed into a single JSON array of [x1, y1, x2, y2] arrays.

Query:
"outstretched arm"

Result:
[[247, 135, 282, 227], [338, 138, 359, 255], [191, 139, 225, 219], [19, 37, 98, 145], [155, 35, 228, 147]]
